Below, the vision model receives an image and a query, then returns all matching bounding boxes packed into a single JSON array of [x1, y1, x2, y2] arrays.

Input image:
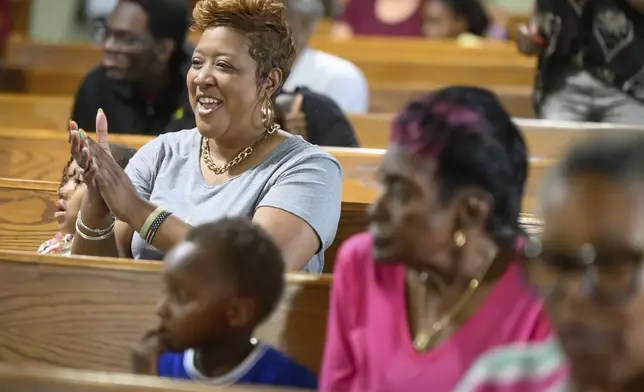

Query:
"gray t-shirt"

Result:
[[124, 128, 343, 273]]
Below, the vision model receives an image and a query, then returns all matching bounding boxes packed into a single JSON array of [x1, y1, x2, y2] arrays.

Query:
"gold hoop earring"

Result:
[[261, 98, 279, 133], [454, 230, 467, 248]]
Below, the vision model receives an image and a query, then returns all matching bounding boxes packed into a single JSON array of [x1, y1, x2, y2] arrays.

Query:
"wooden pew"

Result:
[[0, 97, 639, 158], [0, 363, 303, 391], [0, 178, 58, 252], [0, 171, 372, 273], [0, 128, 547, 211], [0, 250, 330, 375], [0, 174, 543, 276], [0, 87, 532, 127], [1, 38, 536, 97], [345, 114, 644, 153], [309, 36, 527, 59], [368, 83, 534, 117], [0, 94, 73, 129]]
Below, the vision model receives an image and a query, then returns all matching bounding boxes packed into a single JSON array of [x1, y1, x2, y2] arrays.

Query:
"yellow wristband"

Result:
[[139, 206, 166, 239]]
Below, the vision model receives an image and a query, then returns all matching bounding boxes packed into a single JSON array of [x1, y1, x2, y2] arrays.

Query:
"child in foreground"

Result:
[[37, 142, 137, 255], [132, 218, 317, 389]]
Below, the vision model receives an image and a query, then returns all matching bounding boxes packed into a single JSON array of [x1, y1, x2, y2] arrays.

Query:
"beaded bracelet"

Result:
[[145, 211, 171, 245]]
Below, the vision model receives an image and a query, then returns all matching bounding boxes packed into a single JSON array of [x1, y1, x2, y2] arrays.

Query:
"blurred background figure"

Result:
[[332, 0, 424, 38], [421, 0, 492, 40], [283, 0, 369, 113], [71, 0, 193, 135], [0, 0, 10, 65], [517, 0, 644, 124]]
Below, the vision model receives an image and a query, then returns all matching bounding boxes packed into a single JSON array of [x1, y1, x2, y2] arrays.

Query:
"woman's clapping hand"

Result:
[[69, 109, 143, 224]]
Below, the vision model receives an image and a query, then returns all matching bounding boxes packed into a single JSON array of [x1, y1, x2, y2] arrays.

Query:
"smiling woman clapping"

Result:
[[67, 0, 342, 274]]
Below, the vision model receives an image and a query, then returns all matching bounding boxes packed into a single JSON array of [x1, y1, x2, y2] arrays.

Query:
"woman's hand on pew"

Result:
[[132, 328, 164, 375]]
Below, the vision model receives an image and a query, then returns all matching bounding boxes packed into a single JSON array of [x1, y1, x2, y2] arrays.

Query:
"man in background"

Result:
[[72, 0, 194, 135], [283, 0, 369, 114]]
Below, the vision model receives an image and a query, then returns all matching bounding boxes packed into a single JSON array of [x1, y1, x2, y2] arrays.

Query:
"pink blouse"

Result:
[[320, 233, 552, 392], [339, 0, 424, 37]]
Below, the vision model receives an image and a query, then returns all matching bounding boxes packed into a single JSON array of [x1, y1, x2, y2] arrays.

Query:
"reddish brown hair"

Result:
[[192, 0, 296, 93]]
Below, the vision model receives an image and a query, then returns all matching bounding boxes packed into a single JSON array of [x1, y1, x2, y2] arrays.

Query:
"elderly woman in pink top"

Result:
[[319, 86, 551, 392]]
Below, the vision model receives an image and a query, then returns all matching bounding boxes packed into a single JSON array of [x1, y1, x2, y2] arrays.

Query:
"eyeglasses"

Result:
[[522, 238, 642, 305], [101, 27, 151, 52]]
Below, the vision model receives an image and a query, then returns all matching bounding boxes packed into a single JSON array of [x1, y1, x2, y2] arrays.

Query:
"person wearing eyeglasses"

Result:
[[456, 135, 644, 391], [71, 0, 195, 136]]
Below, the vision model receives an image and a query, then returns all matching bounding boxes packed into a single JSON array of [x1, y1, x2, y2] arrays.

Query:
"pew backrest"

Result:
[[0, 363, 306, 391], [0, 251, 331, 374]]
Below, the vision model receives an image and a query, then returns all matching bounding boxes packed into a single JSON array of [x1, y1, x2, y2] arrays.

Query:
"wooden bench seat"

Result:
[[0, 128, 547, 211], [0, 100, 641, 157], [0, 251, 330, 375], [0, 363, 304, 391], [1, 38, 536, 98], [0, 175, 541, 274], [368, 83, 534, 116], [346, 114, 644, 153], [0, 175, 372, 273]]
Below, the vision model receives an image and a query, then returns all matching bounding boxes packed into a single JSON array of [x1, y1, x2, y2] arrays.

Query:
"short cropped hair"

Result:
[[123, 0, 189, 48], [391, 86, 528, 248], [186, 217, 285, 325], [543, 135, 644, 208], [192, 0, 296, 91]]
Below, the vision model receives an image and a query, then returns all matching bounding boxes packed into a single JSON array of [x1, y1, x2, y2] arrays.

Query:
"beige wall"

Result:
[[490, 0, 533, 14], [29, 0, 91, 42], [28, 0, 533, 43]]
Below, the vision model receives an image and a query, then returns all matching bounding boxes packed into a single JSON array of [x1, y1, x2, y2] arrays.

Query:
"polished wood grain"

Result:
[[0, 127, 551, 211], [0, 251, 330, 375], [0, 178, 58, 252], [2, 95, 641, 155], [0, 176, 372, 273], [0, 174, 541, 276], [368, 83, 534, 117], [0, 363, 305, 391], [2, 37, 535, 98], [346, 114, 644, 152], [0, 94, 73, 129]]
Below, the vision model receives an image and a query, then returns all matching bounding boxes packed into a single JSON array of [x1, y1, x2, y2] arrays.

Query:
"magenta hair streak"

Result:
[[390, 95, 484, 158]]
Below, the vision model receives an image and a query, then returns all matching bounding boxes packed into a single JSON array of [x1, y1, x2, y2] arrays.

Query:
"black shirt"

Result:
[[276, 87, 359, 148], [534, 0, 644, 112], [71, 47, 195, 135]]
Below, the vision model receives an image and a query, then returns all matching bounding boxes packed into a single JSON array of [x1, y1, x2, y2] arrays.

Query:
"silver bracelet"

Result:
[[75, 218, 115, 241], [77, 211, 115, 235]]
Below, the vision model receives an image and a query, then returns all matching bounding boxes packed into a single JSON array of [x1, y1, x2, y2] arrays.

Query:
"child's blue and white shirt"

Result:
[[158, 341, 317, 389]]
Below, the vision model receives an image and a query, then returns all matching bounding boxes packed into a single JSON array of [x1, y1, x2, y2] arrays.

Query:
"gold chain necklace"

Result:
[[412, 248, 497, 352], [201, 124, 279, 175]]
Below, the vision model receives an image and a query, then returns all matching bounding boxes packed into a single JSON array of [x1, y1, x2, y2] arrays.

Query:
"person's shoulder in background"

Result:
[[71, 66, 111, 130], [285, 48, 369, 114], [298, 87, 360, 148]]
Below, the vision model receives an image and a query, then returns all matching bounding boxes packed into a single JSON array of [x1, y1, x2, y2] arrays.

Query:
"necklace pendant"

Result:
[[413, 332, 431, 352]]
